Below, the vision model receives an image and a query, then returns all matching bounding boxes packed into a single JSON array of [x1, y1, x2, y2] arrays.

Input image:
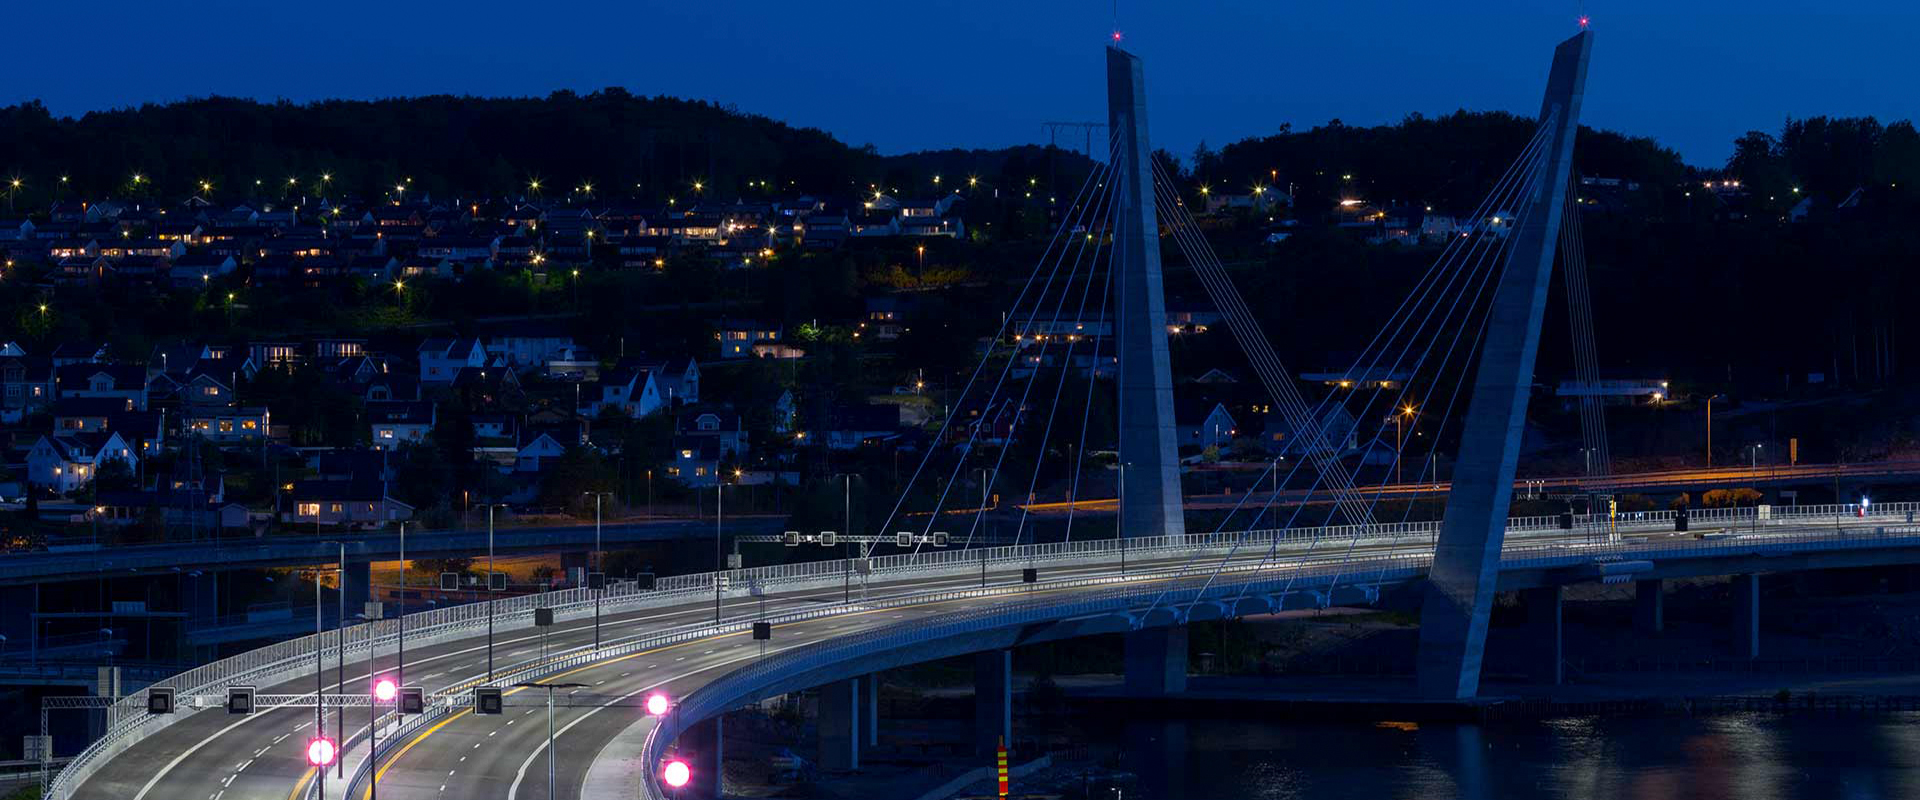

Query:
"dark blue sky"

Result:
[[5, 2, 1912, 167]]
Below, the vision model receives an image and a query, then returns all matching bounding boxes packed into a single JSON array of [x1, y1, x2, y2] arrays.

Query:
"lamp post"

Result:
[[396, 522, 407, 684], [583, 492, 615, 650], [831, 473, 856, 603], [483, 504, 510, 680], [515, 682, 589, 800], [1706, 394, 1723, 467], [714, 482, 725, 623], [312, 561, 327, 798], [335, 542, 347, 778]]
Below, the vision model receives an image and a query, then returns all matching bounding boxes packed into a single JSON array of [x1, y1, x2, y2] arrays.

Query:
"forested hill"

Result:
[[0, 89, 877, 200]]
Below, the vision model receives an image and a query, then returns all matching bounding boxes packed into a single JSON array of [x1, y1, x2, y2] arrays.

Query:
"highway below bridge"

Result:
[[0, 517, 788, 587], [45, 502, 1920, 800], [1014, 460, 1920, 516]]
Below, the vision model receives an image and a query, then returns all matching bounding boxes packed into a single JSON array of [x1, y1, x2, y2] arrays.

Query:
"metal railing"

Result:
[[52, 501, 1920, 799]]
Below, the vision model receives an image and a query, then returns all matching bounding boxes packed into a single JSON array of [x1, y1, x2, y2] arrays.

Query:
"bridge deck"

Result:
[[53, 506, 1920, 800]]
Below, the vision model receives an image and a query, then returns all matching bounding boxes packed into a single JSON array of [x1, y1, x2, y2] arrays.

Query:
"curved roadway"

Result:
[[62, 506, 1920, 800]]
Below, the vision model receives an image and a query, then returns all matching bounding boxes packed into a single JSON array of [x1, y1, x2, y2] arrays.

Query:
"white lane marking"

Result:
[[460, 756, 467, 762], [504, 654, 759, 800], [131, 598, 751, 796], [473, 743, 481, 749], [124, 570, 1121, 796], [439, 785, 446, 792], [272, 734, 288, 744]]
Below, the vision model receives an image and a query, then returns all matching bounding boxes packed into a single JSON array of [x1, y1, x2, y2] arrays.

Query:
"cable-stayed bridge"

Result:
[[43, 28, 1920, 800]]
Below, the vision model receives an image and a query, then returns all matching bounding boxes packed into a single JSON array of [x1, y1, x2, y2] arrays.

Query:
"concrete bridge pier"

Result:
[[818, 677, 860, 771], [1124, 625, 1189, 695], [1522, 587, 1563, 685], [1731, 574, 1760, 659], [1633, 579, 1664, 634], [973, 650, 1011, 758], [682, 714, 723, 799]]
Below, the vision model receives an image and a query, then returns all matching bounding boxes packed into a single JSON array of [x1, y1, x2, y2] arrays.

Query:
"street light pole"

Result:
[[397, 522, 406, 684], [715, 483, 724, 623], [486, 504, 503, 680], [312, 564, 326, 799], [1707, 395, 1718, 467], [515, 682, 587, 800], [335, 542, 346, 778], [584, 492, 614, 650], [844, 475, 853, 603]]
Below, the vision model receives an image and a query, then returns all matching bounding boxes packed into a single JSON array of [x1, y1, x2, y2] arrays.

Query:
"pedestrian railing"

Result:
[[51, 501, 1920, 799]]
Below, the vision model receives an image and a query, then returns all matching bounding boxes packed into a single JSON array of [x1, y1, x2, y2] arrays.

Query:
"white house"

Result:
[[1176, 401, 1238, 449], [417, 338, 486, 383], [367, 401, 436, 450], [27, 432, 137, 495], [581, 368, 662, 418], [514, 431, 569, 473]]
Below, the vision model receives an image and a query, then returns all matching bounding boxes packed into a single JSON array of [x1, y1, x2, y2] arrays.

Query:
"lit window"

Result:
[[242, 420, 258, 430], [329, 503, 343, 513], [297, 503, 320, 516]]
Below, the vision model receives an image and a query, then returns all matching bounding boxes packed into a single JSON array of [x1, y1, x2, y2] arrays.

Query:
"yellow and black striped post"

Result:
[[996, 736, 1009, 798]]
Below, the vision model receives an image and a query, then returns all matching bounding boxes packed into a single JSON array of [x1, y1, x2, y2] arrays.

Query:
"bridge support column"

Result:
[[1633, 579, 1664, 634], [973, 650, 1012, 758], [1731, 574, 1760, 659], [342, 559, 372, 611], [1414, 29, 1593, 700], [683, 714, 723, 799], [818, 678, 860, 771], [1124, 625, 1188, 696], [1522, 587, 1563, 685], [864, 672, 879, 748], [1107, 45, 1186, 539]]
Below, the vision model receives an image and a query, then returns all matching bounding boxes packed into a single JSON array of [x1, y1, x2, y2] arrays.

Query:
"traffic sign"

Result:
[[399, 686, 426, 715], [474, 686, 504, 715], [147, 687, 175, 715], [226, 686, 255, 715]]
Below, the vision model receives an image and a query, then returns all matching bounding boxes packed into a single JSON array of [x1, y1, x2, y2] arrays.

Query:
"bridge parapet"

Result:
[[51, 501, 1920, 799]]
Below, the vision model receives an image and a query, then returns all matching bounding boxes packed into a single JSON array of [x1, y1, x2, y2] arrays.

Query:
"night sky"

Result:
[[5, 1, 1912, 167]]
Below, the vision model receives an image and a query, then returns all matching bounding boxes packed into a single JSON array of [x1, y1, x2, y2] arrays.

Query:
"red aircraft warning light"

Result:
[[645, 693, 671, 716], [662, 759, 691, 788], [373, 677, 399, 703], [306, 737, 338, 767]]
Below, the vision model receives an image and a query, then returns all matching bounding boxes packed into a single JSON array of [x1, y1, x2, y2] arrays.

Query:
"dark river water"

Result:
[[1081, 714, 1920, 800]]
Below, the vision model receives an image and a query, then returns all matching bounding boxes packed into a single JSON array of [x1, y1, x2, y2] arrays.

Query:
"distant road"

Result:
[[0, 516, 787, 586], [1015, 461, 1920, 516]]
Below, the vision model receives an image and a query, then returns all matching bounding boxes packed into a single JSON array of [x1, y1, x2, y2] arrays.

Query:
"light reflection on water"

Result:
[[1092, 713, 1920, 800]]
